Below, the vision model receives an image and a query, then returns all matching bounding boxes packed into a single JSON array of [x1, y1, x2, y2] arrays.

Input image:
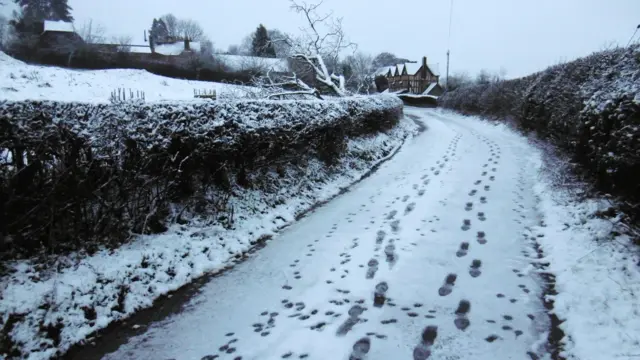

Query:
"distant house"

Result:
[[375, 56, 442, 96], [38, 20, 84, 53]]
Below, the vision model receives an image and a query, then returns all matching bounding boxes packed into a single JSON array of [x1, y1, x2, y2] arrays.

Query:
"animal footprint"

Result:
[[480, 196, 487, 204], [465, 202, 473, 211], [469, 259, 482, 277], [438, 273, 457, 296], [478, 212, 486, 221]]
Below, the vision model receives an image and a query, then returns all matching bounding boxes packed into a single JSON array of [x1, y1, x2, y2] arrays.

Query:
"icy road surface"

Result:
[[102, 109, 550, 360]]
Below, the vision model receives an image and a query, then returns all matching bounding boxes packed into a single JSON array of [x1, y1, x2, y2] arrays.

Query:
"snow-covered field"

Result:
[[0, 51, 257, 103]]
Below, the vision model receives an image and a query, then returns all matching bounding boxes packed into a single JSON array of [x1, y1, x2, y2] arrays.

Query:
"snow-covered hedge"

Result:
[[439, 45, 640, 210], [397, 94, 438, 108], [0, 95, 403, 260]]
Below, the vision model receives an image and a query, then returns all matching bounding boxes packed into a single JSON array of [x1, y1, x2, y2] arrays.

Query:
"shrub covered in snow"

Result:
[[397, 94, 438, 108], [439, 45, 640, 212], [0, 95, 403, 260]]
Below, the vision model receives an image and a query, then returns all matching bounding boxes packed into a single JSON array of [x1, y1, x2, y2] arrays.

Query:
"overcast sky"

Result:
[[6, 1, 640, 78]]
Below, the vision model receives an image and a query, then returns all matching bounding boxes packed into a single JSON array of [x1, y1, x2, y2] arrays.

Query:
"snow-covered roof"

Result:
[[129, 46, 152, 54], [43, 20, 74, 33], [190, 42, 201, 52], [402, 61, 441, 77], [154, 43, 183, 56], [154, 41, 201, 56], [374, 66, 393, 76], [422, 82, 439, 95], [215, 54, 289, 72]]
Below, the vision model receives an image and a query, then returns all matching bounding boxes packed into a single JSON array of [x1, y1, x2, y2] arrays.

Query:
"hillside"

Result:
[[0, 52, 257, 103]]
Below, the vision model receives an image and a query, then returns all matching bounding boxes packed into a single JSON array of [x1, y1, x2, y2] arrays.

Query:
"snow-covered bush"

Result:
[[0, 95, 403, 260], [439, 45, 640, 213]]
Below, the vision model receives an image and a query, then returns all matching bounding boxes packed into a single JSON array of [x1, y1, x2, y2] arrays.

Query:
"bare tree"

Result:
[[493, 67, 507, 83], [475, 69, 492, 85], [160, 13, 179, 38], [445, 72, 472, 91], [260, 0, 356, 98], [344, 51, 374, 93], [199, 36, 213, 54], [75, 19, 106, 44], [0, 14, 8, 50], [227, 44, 241, 55], [112, 35, 132, 52], [177, 19, 204, 41], [267, 28, 293, 57], [239, 34, 253, 55]]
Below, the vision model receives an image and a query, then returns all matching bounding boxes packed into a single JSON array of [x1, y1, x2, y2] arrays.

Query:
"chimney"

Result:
[[421, 56, 427, 79]]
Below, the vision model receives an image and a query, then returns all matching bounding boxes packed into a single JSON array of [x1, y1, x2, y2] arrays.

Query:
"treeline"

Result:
[[439, 45, 640, 217]]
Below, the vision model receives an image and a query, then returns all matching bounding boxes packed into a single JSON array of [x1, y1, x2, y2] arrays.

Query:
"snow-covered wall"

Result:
[[439, 45, 640, 211]]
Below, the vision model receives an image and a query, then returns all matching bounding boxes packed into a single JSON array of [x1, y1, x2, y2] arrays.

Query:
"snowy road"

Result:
[[98, 108, 551, 360]]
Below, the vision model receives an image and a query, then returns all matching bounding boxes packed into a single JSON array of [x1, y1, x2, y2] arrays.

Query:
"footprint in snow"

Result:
[[461, 219, 471, 231], [438, 273, 457, 296], [477, 231, 487, 244], [349, 337, 371, 360], [412, 325, 438, 360], [374, 282, 389, 307], [469, 259, 482, 277], [456, 242, 469, 257], [454, 300, 471, 331]]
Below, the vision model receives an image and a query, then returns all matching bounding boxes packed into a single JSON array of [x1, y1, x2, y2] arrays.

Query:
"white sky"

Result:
[[5, 1, 640, 78]]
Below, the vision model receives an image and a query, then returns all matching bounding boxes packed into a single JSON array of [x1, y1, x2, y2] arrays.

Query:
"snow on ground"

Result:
[[76, 108, 640, 360], [433, 110, 640, 360], [0, 114, 418, 360], [528, 148, 640, 359], [78, 107, 556, 360], [0, 51, 257, 103]]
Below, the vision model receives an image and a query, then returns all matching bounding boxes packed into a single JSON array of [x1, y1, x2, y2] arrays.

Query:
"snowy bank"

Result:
[[527, 146, 640, 360], [0, 51, 257, 103], [439, 45, 640, 211], [0, 95, 416, 359]]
